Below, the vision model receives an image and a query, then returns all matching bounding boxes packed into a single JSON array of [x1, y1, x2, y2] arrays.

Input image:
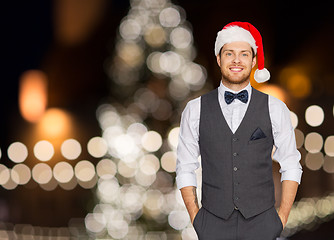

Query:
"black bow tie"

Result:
[[224, 90, 248, 104]]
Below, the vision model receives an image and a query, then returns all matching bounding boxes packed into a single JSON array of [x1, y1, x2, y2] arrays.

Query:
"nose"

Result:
[[233, 55, 241, 64]]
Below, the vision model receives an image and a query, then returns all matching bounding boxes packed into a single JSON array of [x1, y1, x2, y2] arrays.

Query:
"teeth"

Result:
[[230, 67, 243, 72]]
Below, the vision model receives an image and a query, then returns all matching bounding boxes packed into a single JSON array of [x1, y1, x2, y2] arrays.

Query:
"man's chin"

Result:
[[223, 76, 249, 85]]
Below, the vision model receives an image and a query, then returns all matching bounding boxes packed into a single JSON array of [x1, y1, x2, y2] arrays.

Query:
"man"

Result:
[[176, 22, 302, 240]]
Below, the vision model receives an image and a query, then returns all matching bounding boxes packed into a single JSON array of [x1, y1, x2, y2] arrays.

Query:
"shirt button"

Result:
[[233, 167, 238, 171], [233, 152, 238, 157]]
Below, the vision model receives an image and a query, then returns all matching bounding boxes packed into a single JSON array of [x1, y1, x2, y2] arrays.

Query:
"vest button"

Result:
[[234, 206, 239, 210], [233, 138, 238, 142], [233, 167, 238, 171], [233, 152, 238, 157]]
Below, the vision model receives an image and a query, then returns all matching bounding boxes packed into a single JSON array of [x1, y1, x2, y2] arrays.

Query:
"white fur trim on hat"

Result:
[[254, 68, 270, 83], [214, 26, 257, 56]]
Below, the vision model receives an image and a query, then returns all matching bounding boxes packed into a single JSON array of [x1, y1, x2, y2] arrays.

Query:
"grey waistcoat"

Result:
[[199, 87, 275, 220]]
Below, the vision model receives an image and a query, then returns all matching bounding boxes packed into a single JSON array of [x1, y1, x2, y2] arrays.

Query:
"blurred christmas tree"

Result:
[[85, 0, 211, 239]]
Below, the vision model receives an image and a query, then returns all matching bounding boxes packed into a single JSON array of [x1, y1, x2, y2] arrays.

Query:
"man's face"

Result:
[[216, 41, 256, 85]]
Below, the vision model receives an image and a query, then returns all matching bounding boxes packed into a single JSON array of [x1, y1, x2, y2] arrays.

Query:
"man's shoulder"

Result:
[[267, 93, 290, 114], [253, 87, 288, 109]]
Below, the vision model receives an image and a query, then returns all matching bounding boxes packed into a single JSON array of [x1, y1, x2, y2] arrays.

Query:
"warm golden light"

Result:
[[54, 0, 107, 45], [287, 73, 311, 98], [279, 67, 312, 99], [19, 70, 48, 123], [256, 84, 287, 102], [38, 108, 71, 138]]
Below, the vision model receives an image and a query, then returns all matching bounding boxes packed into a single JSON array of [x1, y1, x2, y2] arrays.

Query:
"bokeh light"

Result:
[[38, 108, 72, 138], [159, 7, 181, 27], [286, 73, 312, 98], [40, 177, 58, 191], [168, 210, 189, 230], [53, 162, 74, 184], [0, 164, 10, 185], [141, 131, 162, 152], [294, 129, 304, 149], [256, 84, 287, 102], [168, 127, 179, 150], [305, 105, 324, 127], [33, 140, 55, 161], [87, 137, 108, 158], [161, 151, 177, 173], [118, 160, 137, 179], [305, 152, 324, 171], [19, 70, 47, 123], [119, 18, 142, 41], [74, 160, 95, 182], [32, 163, 53, 185], [96, 159, 117, 180], [139, 154, 160, 176], [61, 139, 82, 160], [324, 136, 334, 157], [279, 67, 312, 99], [11, 164, 31, 185], [85, 213, 107, 235], [144, 24, 166, 47], [323, 156, 334, 173], [170, 27, 193, 49], [304, 132, 323, 153], [7, 142, 28, 163], [290, 111, 298, 129]]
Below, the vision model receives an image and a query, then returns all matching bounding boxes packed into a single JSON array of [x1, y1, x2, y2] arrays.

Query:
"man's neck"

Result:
[[221, 79, 250, 92]]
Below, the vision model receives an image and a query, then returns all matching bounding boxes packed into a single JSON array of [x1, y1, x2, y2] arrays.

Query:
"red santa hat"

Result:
[[214, 21, 270, 83]]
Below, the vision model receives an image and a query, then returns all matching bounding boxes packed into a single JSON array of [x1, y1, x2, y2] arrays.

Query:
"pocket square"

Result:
[[250, 127, 266, 141]]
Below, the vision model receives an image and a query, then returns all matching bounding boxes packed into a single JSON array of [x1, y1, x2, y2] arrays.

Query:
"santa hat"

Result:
[[214, 21, 270, 83]]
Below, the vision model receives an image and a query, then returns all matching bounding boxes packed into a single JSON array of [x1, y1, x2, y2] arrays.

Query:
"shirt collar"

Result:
[[218, 81, 252, 105]]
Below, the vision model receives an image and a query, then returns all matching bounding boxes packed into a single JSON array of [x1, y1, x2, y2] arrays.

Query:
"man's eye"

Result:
[[242, 53, 248, 57], [226, 53, 232, 56]]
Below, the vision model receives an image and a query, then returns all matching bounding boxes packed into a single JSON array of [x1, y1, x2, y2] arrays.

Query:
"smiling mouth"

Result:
[[229, 67, 244, 72]]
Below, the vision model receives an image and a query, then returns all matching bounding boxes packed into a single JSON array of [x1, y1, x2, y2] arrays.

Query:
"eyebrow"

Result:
[[223, 49, 252, 53]]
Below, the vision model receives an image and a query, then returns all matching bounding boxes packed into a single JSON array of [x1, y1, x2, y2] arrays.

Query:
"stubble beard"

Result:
[[221, 69, 251, 86]]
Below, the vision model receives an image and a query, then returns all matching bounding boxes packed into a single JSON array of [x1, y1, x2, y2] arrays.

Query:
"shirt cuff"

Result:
[[176, 172, 197, 189], [280, 168, 303, 185]]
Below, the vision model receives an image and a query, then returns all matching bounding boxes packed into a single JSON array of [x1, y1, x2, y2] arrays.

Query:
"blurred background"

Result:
[[0, 0, 333, 239]]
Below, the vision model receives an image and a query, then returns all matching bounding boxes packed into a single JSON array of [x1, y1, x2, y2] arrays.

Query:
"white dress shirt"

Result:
[[176, 82, 303, 190]]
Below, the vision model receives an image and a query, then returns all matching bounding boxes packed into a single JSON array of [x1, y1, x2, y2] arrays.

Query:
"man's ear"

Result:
[[216, 54, 221, 67], [252, 56, 257, 68]]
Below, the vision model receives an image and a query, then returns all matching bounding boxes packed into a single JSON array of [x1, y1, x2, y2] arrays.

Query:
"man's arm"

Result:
[[278, 180, 298, 228], [180, 186, 200, 224]]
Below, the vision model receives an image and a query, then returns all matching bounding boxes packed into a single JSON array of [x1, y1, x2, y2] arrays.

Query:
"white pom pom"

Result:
[[254, 68, 270, 83]]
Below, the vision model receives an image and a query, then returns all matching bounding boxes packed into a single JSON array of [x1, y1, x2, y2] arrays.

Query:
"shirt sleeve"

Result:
[[176, 97, 201, 189], [269, 96, 303, 184]]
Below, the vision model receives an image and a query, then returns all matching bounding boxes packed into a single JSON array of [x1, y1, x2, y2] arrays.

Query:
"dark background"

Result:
[[1, 0, 333, 239]]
